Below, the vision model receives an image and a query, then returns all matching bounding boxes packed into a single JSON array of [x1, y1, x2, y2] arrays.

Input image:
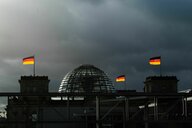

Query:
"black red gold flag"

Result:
[[23, 56, 35, 65], [116, 75, 126, 82], [149, 56, 161, 65]]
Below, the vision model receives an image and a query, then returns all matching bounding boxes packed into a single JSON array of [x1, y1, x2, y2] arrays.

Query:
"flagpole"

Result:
[[160, 56, 162, 76], [149, 56, 161, 76], [124, 80, 126, 90], [116, 75, 126, 90], [33, 55, 35, 76]]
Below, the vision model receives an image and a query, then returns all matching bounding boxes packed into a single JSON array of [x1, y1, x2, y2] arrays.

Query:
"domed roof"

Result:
[[59, 64, 114, 93]]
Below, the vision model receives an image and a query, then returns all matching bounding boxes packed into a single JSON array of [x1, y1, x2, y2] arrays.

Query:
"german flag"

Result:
[[23, 56, 35, 65], [116, 75, 125, 82], [149, 56, 161, 65]]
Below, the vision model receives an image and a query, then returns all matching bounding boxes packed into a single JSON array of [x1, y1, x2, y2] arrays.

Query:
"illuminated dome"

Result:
[[59, 64, 114, 93]]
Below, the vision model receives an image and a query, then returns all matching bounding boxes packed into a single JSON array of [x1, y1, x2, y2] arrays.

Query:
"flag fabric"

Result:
[[149, 56, 161, 65], [23, 56, 35, 65], [116, 75, 126, 82]]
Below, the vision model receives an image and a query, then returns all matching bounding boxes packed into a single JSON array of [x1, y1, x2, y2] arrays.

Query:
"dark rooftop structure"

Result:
[[144, 76, 179, 93], [19, 76, 50, 94]]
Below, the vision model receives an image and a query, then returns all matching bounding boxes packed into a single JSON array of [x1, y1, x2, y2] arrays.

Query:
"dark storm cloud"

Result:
[[0, 0, 192, 92], [139, 0, 192, 23]]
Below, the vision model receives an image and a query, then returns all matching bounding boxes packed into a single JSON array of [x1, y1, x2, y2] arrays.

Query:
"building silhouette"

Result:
[[144, 76, 178, 93], [7, 76, 50, 128], [4, 64, 192, 128]]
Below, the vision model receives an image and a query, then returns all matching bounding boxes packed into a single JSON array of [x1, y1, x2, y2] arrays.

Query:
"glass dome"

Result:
[[59, 64, 114, 93]]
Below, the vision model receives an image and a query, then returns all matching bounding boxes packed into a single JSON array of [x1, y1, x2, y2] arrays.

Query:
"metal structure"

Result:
[[4, 92, 192, 128], [59, 64, 114, 93]]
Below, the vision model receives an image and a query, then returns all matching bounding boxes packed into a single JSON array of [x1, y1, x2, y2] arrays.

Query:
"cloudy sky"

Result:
[[0, 0, 192, 92]]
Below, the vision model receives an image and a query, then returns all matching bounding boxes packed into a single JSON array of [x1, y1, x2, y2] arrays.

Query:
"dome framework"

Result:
[[59, 64, 114, 93]]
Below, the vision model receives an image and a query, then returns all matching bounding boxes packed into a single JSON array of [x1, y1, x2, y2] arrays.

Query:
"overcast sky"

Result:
[[0, 0, 192, 92]]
